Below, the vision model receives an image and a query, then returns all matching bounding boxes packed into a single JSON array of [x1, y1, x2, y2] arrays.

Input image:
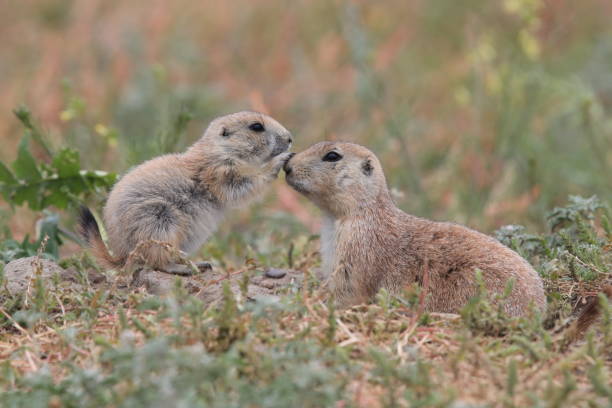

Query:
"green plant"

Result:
[[0, 213, 62, 262], [0, 107, 117, 262], [495, 195, 610, 283], [0, 107, 116, 212]]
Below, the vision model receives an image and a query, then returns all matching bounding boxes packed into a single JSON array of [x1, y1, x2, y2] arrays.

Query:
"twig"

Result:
[[565, 252, 608, 276], [337, 318, 360, 347], [0, 307, 34, 342]]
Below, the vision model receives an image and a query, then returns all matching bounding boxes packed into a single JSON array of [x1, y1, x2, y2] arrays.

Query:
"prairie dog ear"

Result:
[[221, 127, 230, 137], [361, 158, 373, 176]]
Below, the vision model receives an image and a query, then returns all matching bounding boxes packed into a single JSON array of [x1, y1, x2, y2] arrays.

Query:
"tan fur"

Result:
[[81, 111, 293, 270], [284, 142, 546, 316], [76, 210, 121, 270]]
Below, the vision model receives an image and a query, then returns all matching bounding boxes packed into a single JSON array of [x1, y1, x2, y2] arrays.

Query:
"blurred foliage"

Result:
[[0, 0, 611, 238], [495, 195, 610, 283], [0, 107, 116, 211], [0, 107, 116, 262], [0, 213, 62, 263]]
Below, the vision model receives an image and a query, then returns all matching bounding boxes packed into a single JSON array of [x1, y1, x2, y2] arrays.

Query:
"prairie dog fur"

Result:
[[284, 142, 546, 316], [79, 111, 293, 272]]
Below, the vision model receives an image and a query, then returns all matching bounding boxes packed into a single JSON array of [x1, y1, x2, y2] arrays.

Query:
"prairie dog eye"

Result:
[[249, 122, 265, 132], [322, 151, 342, 162]]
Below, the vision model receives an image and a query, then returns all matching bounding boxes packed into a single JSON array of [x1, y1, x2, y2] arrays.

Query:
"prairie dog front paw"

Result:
[[269, 152, 294, 177]]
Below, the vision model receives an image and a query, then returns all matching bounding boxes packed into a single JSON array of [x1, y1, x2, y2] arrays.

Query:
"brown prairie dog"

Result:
[[79, 111, 293, 275], [283, 142, 546, 316]]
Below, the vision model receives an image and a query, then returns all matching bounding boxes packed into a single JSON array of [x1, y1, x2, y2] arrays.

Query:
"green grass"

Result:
[[0, 197, 610, 407]]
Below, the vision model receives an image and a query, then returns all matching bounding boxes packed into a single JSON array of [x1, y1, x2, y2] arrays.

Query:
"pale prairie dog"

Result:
[[79, 111, 293, 274], [284, 142, 546, 316]]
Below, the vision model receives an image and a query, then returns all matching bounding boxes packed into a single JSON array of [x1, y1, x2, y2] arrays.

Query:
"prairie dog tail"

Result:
[[78, 206, 123, 270], [561, 285, 612, 348]]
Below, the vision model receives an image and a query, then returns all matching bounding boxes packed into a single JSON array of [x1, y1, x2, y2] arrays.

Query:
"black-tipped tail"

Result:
[[78, 206, 100, 245], [77, 206, 122, 269]]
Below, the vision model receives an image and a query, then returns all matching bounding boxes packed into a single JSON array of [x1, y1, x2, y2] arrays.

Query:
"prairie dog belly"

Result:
[[180, 205, 225, 255], [320, 215, 337, 279]]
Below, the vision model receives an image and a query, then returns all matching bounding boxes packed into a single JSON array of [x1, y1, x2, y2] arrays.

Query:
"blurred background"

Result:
[[1, 0, 611, 263]]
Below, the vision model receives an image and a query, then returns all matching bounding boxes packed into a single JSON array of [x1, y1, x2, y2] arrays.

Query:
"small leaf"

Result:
[[0, 162, 17, 185], [42, 188, 71, 209], [13, 105, 33, 129], [36, 213, 62, 259], [52, 148, 81, 178], [56, 176, 88, 195], [81, 170, 118, 190], [12, 184, 43, 210], [12, 136, 41, 181]]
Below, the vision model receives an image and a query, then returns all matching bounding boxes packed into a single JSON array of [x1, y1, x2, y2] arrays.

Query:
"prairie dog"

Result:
[[284, 142, 546, 316], [79, 111, 293, 274]]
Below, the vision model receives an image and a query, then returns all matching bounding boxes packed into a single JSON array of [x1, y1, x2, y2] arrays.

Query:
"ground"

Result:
[[0, 197, 610, 407]]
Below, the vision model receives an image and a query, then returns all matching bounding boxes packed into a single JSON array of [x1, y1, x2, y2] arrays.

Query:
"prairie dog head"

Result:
[[284, 142, 390, 216], [195, 111, 293, 168]]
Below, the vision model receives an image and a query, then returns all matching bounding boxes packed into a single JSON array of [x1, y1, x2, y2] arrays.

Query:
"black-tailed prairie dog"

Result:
[[284, 142, 546, 316], [79, 111, 293, 274]]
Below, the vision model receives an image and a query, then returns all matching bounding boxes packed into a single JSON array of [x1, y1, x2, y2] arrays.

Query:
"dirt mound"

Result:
[[3, 256, 303, 305]]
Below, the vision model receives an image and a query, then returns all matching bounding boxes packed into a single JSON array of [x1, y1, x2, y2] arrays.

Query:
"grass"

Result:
[[0, 197, 610, 407]]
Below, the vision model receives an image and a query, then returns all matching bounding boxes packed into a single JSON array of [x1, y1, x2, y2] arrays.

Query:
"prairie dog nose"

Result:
[[271, 133, 293, 157], [281, 133, 293, 147], [283, 153, 296, 173]]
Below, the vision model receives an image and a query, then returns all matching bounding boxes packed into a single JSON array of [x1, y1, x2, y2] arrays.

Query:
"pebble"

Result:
[[264, 268, 287, 279]]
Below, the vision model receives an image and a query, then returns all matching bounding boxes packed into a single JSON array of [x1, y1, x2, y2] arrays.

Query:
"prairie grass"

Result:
[[0, 195, 610, 407]]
